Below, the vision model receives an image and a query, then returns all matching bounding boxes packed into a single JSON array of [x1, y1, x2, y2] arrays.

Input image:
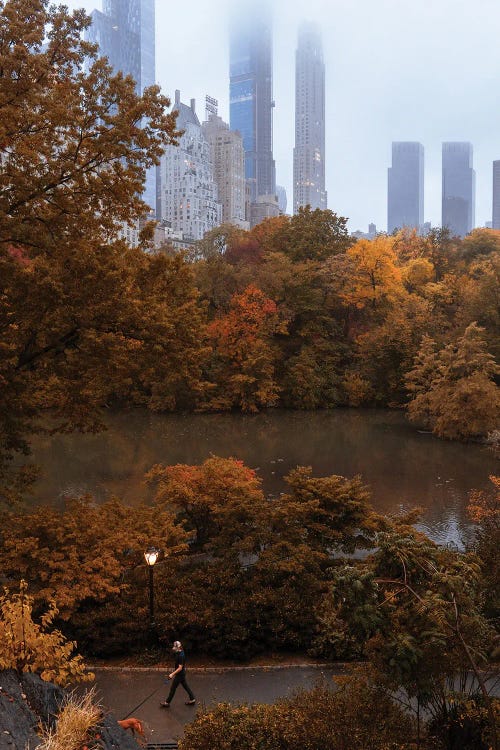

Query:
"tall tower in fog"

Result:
[[229, 4, 276, 203], [293, 22, 326, 214], [492, 161, 500, 230], [442, 142, 475, 238], [387, 142, 424, 233], [87, 0, 156, 210]]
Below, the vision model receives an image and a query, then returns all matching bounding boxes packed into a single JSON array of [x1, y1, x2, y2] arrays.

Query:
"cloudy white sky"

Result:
[[65, 0, 500, 232]]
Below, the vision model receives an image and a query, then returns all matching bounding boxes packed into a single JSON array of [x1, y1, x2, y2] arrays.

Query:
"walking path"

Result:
[[90, 664, 345, 745]]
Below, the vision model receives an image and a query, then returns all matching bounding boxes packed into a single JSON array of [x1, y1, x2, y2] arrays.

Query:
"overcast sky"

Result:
[[65, 0, 500, 232]]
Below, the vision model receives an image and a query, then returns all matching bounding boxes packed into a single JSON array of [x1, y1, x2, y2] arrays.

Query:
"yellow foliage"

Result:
[[403, 257, 435, 291], [0, 580, 93, 686], [341, 235, 403, 309]]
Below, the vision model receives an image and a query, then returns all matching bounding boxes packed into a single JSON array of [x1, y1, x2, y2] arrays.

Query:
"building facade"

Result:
[[202, 113, 248, 228], [87, 0, 156, 211], [229, 4, 276, 203], [293, 22, 326, 214], [492, 160, 500, 230], [442, 142, 475, 238], [158, 91, 221, 243], [387, 142, 424, 233], [249, 194, 280, 228]]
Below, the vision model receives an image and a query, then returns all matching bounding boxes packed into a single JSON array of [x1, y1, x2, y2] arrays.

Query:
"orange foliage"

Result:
[[467, 475, 500, 525], [248, 215, 289, 253], [206, 285, 281, 412]]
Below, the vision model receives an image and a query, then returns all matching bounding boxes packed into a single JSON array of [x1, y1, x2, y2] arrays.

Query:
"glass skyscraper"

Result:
[[229, 5, 276, 203], [387, 142, 424, 233], [87, 0, 156, 211], [442, 142, 475, 238], [293, 22, 327, 214]]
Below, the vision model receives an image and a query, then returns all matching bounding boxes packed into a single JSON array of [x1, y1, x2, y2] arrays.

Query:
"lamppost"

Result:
[[144, 547, 159, 630]]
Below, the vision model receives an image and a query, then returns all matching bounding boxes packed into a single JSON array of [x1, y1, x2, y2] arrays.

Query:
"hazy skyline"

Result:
[[65, 0, 500, 232]]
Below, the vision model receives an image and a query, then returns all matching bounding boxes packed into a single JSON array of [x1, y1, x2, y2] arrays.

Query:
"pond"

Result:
[[28, 408, 498, 547]]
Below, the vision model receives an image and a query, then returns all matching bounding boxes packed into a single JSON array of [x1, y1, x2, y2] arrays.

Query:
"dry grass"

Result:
[[37, 688, 102, 750]]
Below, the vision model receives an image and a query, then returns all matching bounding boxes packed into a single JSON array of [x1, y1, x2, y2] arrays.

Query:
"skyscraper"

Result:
[[276, 185, 288, 214], [158, 91, 221, 243], [387, 142, 424, 233], [293, 22, 326, 214], [442, 142, 475, 238], [202, 106, 248, 229], [229, 4, 275, 203], [492, 161, 500, 230], [87, 0, 156, 210]]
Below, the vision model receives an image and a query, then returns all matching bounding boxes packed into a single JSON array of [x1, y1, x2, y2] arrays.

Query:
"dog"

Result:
[[118, 717, 145, 739]]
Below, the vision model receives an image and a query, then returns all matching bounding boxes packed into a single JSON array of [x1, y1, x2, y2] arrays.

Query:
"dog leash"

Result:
[[123, 684, 163, 719]]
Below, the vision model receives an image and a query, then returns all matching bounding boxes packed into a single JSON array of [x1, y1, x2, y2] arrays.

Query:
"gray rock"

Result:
[[0, 671, 142, 750], [21, 673, 64, 730], [0, 670, 40, 750]]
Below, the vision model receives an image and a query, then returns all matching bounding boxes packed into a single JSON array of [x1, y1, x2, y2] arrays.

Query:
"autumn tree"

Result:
[[406, 323, 500, 440], [468, 476, 500, 625], [147, 456, 268, 555], [247, 214, 289, 254], [251, 207, 352, 261], [317, 527, 498, 749], [0, 580, 92, 685], [0, 0, 178, 251], [453, 251, 500, 360], [1, 241, 208, 506], [205, 285, 282, 412], [0, 497, 188, 617], [340, 235, 403, 311], [460, 228, 500, 262], [189, 223, 247, 261], [354, 293, 433, 404], [145, 458, 386, 658], [420, 227, 459, 281], [0, 0, 183, 503]]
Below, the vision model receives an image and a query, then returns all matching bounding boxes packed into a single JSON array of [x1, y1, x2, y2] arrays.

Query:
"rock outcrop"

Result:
[[0, 670, 141, 750]]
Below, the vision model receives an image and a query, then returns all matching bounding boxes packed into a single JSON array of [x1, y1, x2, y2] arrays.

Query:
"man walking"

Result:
[[160, 640, 196, 708]]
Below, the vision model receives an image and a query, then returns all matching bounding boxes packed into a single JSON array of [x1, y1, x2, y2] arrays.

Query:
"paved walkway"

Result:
[[90, 665, 344, 745]]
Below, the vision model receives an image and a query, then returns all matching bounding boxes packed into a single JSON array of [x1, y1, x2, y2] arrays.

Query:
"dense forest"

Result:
[[3, 204, 500, 504]]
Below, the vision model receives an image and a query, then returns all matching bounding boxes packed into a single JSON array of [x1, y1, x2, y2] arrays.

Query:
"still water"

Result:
[[29, 409, 497, 547]]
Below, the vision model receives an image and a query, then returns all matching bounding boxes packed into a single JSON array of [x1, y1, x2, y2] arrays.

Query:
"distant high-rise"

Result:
[[87, 0, 156, 210], [249, 194, 280, 228], [202, 105, 248, 229], [159, 91, 221, 243], [442, 142, 475, 238], [293, 22, 326, 214], [492, 161, 500, 230], [276, 185, 287, 214], [229, 4, 275, 203], [387, 142, 424, 233]]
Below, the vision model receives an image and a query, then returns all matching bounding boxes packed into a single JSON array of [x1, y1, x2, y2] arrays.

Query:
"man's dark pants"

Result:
[[166, 672, 195, 703]]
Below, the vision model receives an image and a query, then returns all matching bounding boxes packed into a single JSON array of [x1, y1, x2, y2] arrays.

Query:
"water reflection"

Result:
[[29, 409, 498, 547]]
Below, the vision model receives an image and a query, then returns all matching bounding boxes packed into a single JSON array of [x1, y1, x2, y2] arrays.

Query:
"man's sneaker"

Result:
[[185, 699, 196, 705], [160, 701, 170, 708]]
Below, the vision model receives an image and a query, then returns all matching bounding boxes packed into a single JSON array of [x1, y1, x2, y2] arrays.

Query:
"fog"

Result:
[[64, 0, 500, 231]]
